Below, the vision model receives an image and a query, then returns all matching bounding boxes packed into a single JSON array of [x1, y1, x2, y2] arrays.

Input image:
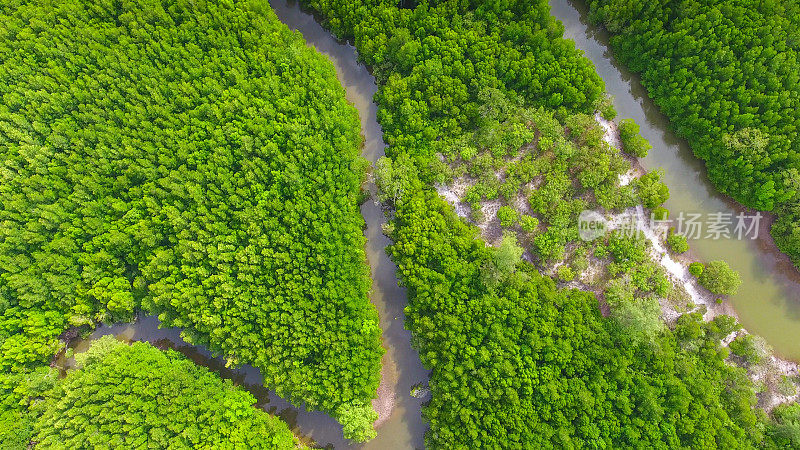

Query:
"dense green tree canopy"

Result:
[[699, 260, 743, 296], [32, 337, 300, 449], [0, 0, 381, 440], [588, 0, 800, 268], [2, 0, 794, 447], [306, 0, 605, 159], [302, 1, 794, 448], [768, 403, 800, 448], [387, 188, 762, 448]]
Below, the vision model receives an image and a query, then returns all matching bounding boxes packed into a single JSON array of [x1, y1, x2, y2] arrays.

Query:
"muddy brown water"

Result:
[[59, 1, 800, 448], [551, 0, 800, 361], [58, 1, 428, 448]]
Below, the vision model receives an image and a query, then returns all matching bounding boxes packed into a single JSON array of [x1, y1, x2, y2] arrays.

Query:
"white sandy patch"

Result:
[[548, 261, 564, 279], [773, 357, 800, 377], [481, 199, 502, 219], [659, 298, 682, 324], [596, 113, 621, 149], [722, 331, 738, 346], [435, 181, 470, 218], [580, 260, 603, 285], [750, 355, 800, 411], [618, 170, 635, 186], [479, 199, 504, 244], [514, 192, 533, 215]]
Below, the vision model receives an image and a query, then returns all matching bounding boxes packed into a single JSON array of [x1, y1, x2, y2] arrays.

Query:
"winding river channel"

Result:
[[551, 0, 800, 362], [58, 1, 800, 449], [60, 1, 428, 448]]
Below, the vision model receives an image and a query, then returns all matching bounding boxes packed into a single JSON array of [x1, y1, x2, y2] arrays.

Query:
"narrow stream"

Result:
[[550, 0, 800, 361], [267, 1, 430, 447], [58, 1, 428, 448], [57, 1, 800, 447]]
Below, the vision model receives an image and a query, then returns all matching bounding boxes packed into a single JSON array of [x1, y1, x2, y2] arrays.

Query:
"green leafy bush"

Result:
[[768, 403, 800, 448], [596, 96, 618, 120], [556, 265, 576, 282], [667, 231, 689, 254], [689, 262, 705, 277], [572, 255, 590, 273], [519, 215, 540, 233], [612, 296, 663, 343], [777, 376, 798, 397], [375, 155, 416, 203], [699, 260, 742, 296], [651, 206, 669, 221], [728, 334, 768, 366], [492, 233, 525, 278], [336, 404, 378, 443], [497, 206, 520, 228], [461, 146, 479, 161], [618, 119, 651, 158], [635, 169, 670, 208]]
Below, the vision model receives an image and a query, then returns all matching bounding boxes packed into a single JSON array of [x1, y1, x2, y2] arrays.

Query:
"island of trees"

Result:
[[24, 337, 301, 449], [0, 0, 381, 443]]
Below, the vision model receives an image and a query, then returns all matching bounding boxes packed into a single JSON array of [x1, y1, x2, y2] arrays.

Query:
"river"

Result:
[[58, 1, 428, 448], [57, 1, 800, 448], [550, 0, 800, 361], [267, 1, 429, 447]]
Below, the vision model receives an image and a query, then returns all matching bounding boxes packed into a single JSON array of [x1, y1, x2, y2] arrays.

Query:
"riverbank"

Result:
[[550, 0, 800, 364], [434, 110, 800, 412], [371, 350, 397, 427], [600, 115, 800, 412]]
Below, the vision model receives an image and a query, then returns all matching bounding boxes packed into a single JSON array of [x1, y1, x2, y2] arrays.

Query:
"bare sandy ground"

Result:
[[434, 114, 800, 411], [371, 352, 397, 427]]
